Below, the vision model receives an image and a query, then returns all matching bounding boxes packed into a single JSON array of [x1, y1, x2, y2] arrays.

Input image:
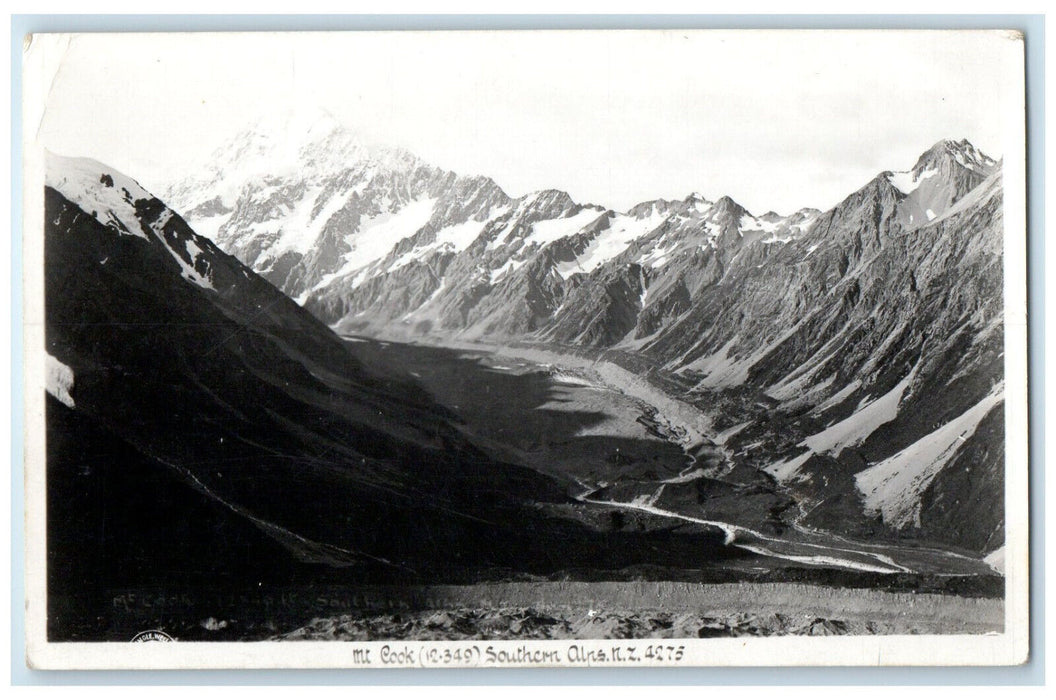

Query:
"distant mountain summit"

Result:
[[166, 111, 510, 302], [914, 137, 998, 174], [883, 138, 999, 228]]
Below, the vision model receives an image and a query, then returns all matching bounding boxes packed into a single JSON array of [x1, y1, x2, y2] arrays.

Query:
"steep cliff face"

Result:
[[168, 131, 1006, 555]]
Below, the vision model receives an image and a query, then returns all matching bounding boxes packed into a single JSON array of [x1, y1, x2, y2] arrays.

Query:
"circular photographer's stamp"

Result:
[[131, 629, 174, 643]]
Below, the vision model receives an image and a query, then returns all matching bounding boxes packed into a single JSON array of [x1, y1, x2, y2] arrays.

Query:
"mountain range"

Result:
[[166, 117, 1006, 557]]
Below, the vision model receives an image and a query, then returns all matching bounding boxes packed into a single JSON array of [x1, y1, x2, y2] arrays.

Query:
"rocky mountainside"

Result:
[[169, 125, 1005, 556], [674, 165, 1005, 553]]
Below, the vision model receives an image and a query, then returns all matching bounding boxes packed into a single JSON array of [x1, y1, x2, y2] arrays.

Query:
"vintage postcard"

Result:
[[22, 29, 1028, 669]]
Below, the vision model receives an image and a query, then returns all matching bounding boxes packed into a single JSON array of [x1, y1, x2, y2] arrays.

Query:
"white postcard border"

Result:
[[20, 29, 1031, 670]]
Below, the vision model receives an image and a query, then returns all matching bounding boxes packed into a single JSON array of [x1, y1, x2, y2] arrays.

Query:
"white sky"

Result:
[[30, 30, 1023, 214]]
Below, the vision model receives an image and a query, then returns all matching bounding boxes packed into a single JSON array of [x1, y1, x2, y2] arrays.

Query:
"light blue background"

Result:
[[9, 13, 1046, 686]]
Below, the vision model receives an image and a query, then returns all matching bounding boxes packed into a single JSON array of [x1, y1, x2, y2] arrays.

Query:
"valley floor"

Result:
[[344, 333, 999, 578]]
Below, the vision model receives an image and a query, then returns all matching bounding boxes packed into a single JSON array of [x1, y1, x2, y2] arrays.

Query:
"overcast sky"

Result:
[[31, 30, 1023, 214]]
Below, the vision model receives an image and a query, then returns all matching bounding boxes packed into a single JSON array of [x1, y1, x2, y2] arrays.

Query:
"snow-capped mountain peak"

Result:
[[166, 109, 425, 216], [875, 138, 998, 229], [914, 138, 997, 174], [45, 152, 155, 240], [710, 194, 744, 214], [47, 152, 221, 290], [887, 138, 997, 195]]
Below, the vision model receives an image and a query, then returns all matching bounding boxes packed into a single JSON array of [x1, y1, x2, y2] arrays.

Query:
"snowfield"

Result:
[[523, 207, 604, 248], [46, 353, 75, 408], [302, 196, 438, 294], [388, 206, 508, 275], [47, 152, 218, 290], [45, 152, 153, 240], [888, 167, 937, 195], [763, 451, 813, 483], [489, 258, 528, 284], [555, 210, 668, 279], [984, 546, 1005, 575]]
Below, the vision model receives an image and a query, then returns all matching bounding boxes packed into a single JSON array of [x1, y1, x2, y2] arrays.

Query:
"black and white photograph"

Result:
[[21, 28, 1028, 668]]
